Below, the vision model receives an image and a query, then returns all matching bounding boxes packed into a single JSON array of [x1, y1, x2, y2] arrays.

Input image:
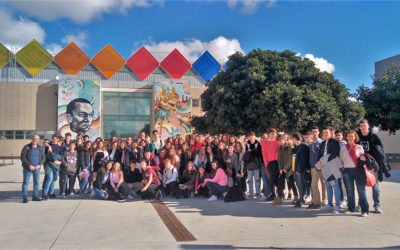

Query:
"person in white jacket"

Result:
[[162, 159, 178, 196]]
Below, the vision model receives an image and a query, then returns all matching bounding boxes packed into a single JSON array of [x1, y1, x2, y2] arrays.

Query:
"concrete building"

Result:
[[375, 54, 400, 77], [0, 40, 218, 156]]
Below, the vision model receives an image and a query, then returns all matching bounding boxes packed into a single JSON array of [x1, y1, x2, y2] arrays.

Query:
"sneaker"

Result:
[[42, 195, 48, 200], [343, 210, 351, 214], [333, 207, 340, 214], [89, 191, 95, 199], [322, 200, 328, 206], [360, 213, 368, 217], [207, 195, 218, 201], [340, 200, 347, 209], [60, 194, 66, 199], [307, 204, 317, 209], [69, 193, 75, 198], [49, 193, 57, 199], [321, 204, 332, 212], [127, 194, 134, 200], [32, 197, 41, 201], [294, 201, 302, 208], [266, 195, 275, 202], [22, 198, 28, 203], [375, 206, 382, 214], [354, 205, 361, 212]]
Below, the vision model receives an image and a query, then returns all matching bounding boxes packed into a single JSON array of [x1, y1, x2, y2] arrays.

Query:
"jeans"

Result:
[[260, 167, 270, 197], [343, 168, 356, 211], [247, 169, 260, 196], [294, 173, 305, 202], [372, 181, 380, 208], [325, 178, 341, 208], [338, 178, 344, 202], [304, 172, 311, 196], [79, 166, 91, 192], [22, 168, 41, 199], [60, 173, 76, 195], [356, 182, 369, 213], [206, 182, 227, 196], [43, 170, 57, 196], [93, 188, 107, 200]]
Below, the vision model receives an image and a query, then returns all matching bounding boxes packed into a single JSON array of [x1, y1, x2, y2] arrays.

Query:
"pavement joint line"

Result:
[[151, 200, 197, 242], [49, 200, 82, 250]]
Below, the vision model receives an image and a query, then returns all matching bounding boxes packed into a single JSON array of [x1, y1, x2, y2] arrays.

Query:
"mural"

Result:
[[154, 83, 191, 140], [58, 79, 101, 140]]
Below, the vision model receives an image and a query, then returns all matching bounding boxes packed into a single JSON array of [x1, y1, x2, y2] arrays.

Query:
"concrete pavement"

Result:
[[1, 160, 400, 249]]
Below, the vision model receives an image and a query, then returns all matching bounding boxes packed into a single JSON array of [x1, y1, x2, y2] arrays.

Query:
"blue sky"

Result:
[[1, 0, 399, 93]]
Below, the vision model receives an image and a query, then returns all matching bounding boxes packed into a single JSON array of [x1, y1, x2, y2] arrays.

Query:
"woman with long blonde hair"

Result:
[[109, 162, 129, 200]]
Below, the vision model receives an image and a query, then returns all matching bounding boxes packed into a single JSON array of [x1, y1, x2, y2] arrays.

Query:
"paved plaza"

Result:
[[1, 160, 400, 249]]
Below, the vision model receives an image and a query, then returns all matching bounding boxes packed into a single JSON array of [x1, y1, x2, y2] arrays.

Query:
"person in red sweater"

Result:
[[261, 128, 280, 201]]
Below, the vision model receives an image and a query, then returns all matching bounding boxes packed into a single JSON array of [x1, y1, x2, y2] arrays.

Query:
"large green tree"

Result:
[[191, 49, 364, 135], [357, 64, 400, 134]]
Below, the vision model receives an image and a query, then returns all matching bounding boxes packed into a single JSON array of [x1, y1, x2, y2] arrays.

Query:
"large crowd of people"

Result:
[[20, 119, 391, 217]]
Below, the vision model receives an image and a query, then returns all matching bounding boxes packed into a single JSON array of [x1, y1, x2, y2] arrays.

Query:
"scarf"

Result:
[[346, 143, 358, 166]]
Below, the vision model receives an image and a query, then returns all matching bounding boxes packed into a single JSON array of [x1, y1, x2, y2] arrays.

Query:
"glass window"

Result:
[[193, 99, 201, 107], [5, 131, 14, 139], [102, 91, 151, 140], [0, 131, 5, 140], [15, 131, 24, 139]]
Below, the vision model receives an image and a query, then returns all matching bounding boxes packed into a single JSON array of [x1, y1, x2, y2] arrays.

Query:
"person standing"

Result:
[[357, 119, 390, 214], [292, 133, 310, 208], [152, 130, 165, 155], [245, 132, 263, 199], [21, 135, 46, 203], [261, 128, 280, 201]]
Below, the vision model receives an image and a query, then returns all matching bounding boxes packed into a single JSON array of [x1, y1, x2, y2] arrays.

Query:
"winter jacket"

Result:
[[20, 143, 46, 169], [317, 154, 342, 186], [309, 139, 322, 169], [294, 143, 310, 174], [355, 153, 379, 186], [278, 143, 293, 177], [125, 167, 142, 183], [318, 138, 340, 162], [243, 151, 262, 170], [372, 145, 392, 181], [45, 153, 62, 181], [78, 148, 91, 171], [179, 169, 197, 186]]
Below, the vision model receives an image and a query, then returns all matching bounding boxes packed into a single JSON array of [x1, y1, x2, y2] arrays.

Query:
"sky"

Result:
[[1, 0, 399, 93]]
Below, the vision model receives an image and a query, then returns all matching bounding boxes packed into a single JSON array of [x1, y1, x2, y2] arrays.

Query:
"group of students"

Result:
[[20, 120, 391, 217]]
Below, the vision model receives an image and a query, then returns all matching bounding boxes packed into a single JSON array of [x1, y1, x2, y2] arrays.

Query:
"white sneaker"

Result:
[[333, 206, 340, 214], [89, 191, 95, 198], [360, 213, 368, 217], [354, 205, 361, 212], [207, 195, 218, 201], [340, 200, 347, 209], [321, 205, 332, 212], [127, 194, 134, 200], [322, 200, 328, 206], [375, 206, 382, 214]]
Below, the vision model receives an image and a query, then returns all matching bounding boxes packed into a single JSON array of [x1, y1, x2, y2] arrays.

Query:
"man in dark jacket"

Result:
[[357, 119, 389, 214], [21, 134, 46, 203], [292, 132, 310, 207]]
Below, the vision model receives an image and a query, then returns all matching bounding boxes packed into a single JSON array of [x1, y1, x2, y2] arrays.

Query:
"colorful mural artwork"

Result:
[[58, 79, 101, 140], [154, 83, 192, 140]]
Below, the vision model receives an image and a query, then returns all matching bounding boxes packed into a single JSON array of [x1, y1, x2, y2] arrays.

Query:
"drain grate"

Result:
[[151, 200, 197, 242]]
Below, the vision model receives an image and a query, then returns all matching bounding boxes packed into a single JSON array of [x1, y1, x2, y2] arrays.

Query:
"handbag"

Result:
[[364, 164, 376, 187]]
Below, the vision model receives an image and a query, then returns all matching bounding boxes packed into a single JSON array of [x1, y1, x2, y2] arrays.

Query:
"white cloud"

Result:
[[297, 53, 335, 73], [46, 43, 63, 56], [61, 32, 88, 48], [0, 9, 46, 50], [142, 36, 244, 63], [227, 0, 275, 14], [8, 0, 162, 24]]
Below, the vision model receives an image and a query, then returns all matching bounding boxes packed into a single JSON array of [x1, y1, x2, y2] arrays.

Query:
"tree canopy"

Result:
[[191, 49, 365, 135], [357, 64, 400, 134]]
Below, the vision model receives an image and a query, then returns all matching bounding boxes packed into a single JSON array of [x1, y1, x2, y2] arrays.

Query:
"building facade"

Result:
[[0, 40, 221, 156]]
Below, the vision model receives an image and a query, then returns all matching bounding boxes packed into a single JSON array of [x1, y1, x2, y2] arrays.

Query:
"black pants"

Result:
[[163, 181, 178, 196], [269, 174, 279, 198], [141, 184, 160, 199], [60, 172, 76, 195], [109, 182, 130, 200], [278, 173, 298, 198], [196, 185, 209, 198]]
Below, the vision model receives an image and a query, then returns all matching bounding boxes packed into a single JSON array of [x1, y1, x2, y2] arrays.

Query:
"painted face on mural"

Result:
[[66, 100, 94, 134]]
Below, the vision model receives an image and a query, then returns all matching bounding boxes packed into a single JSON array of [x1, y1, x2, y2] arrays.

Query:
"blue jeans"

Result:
[[372, 181, 380, 208], [43, 170, 57, 195], [325, 178, 341, 208], [260, 167, 270, 197], [343, 168, 356, 211], [338, 178, 344, 202], [22, 168, 41, 199], [356, 182, 369, 213], [79, 166, 91, 191], [206, 182, 227, 196], [93, 188, 107, 200], [247, 169, 260, 196]]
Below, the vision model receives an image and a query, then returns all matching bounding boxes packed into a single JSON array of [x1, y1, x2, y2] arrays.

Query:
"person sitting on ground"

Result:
[[176, 161, 197, 199], [140, 159, 162, 200], [195, 166, 209, 198], [202, 161, 228, 202], [93, 161, 112, 200], [108, 162, 129, 200], [162, 158, 179, 196], [125, 161, 143, 199]]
